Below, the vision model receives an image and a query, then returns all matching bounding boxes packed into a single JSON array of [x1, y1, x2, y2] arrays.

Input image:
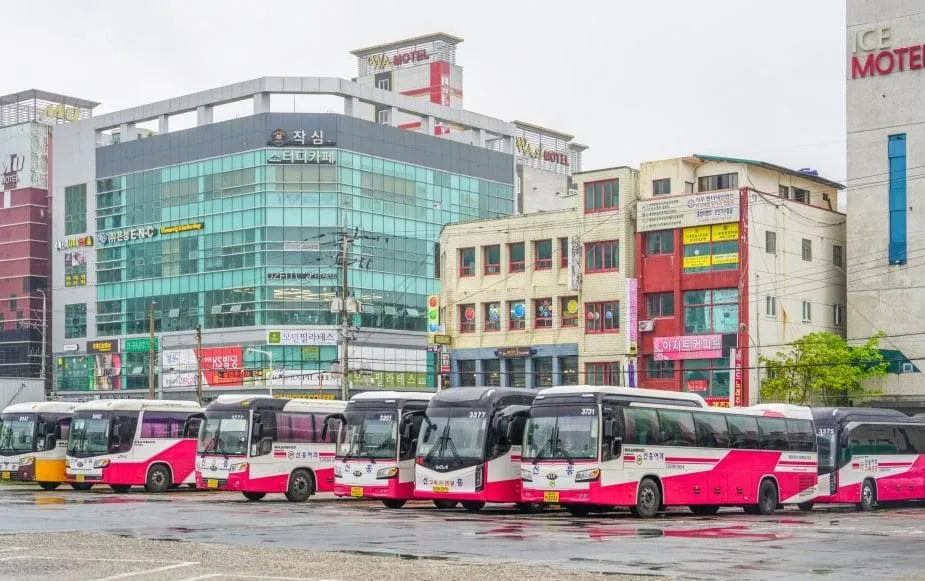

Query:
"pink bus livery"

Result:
[[65, 399, 204, 493], [521, 386, 818, 517], [414, 387, 535, 513], [196, 395, 346, 502], [333, 391, 434, 508]]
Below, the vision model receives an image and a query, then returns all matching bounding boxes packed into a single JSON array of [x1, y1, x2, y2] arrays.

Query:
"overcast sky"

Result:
[[10, 0, 846, 184]]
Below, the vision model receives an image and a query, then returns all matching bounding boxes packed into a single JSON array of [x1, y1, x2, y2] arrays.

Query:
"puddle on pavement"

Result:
[[339, 550, 452, 561]]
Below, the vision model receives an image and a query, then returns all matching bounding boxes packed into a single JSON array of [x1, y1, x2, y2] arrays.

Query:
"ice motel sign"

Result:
[[850, 25, 925, 79]]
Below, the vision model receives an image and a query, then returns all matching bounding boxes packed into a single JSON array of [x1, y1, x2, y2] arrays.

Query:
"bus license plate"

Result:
[[206, 479, 218, 489], [75, 475, 85, 483], [432, 486, 449, 493], [1, 472, 9, 480], [544, 491, 559, 503], [350, 487, 363, 498]]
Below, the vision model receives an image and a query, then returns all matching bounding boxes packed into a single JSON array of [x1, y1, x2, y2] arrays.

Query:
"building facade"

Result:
[[847, 1, 925, 399], [439, 167, 638, 388], [0, 91, 97, 389], [635, 155, 845, 406]]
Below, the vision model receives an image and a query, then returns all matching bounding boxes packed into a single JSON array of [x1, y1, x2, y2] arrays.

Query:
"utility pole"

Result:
[[148, 301, 156, 399], [195, 324, 203, 405], [37, 289, 46, 382], [340, 218, 350, 402]]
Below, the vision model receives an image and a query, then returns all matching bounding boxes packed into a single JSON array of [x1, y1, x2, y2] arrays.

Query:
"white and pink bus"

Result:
[[196, 395, 346, 502], [807, 407, 925, 511], [521, 386, 818, 517], [66, 399, 204, 493], [414, 387, 535, 513]]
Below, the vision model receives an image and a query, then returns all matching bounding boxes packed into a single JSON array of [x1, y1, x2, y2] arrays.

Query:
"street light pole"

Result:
[[148, 301, 157, 399], [340, 213, 350, 403]]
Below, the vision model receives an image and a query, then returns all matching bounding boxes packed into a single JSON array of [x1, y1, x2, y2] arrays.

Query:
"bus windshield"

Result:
[[68, 413, 111, 458], [523, 405, 599, 462], [336, 409, 398, 460], [0, 414, 36, 455], [198, 412, 249, 456], [417, 409, 487, 463], [815, 422, 837, 473]]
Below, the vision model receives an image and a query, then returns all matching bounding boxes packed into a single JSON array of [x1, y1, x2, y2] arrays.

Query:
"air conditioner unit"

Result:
[[902, 362, 914, 373], [638, 320, 655, 332]]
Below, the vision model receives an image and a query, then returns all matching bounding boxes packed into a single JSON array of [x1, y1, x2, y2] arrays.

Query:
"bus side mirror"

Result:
[[37, 423, 47, 437], [254, 423, 264, 439], [402, 419, 414, 440], [611, 437, 622, 458], [44, 434, 57, 450], [321, 414, 344, 441], [259, 437, 273, 455], [604, 419, 615, 439]]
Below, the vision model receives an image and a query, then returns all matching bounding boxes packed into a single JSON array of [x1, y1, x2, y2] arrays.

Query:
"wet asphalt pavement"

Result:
[[2, 485, 925, 580]]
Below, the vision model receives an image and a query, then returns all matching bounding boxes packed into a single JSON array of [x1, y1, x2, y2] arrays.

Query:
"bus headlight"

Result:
[[376, 467, 398, 479], [19, 457, 35, 466], [93, 459, 110, 469], [334, 465, 343, 478], [574, 468, 600, 482], [520, 468, 532, 482], [229, 462, 248, 473]]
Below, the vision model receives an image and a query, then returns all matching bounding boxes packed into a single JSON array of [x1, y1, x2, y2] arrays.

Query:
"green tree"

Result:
[[759, 331, 888, 405]]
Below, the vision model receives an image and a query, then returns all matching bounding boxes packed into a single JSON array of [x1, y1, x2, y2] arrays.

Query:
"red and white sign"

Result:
[[162, 346, 246, 388], [653, 335, 722, 361], [686, 379, 708, 392], [733, 347, 744, 406]]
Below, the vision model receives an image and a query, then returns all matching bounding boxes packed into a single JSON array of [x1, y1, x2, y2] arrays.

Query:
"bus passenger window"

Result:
[[624, 408, 659, 446], [757, 417, 790, 451], [726, 415, 759, 449], [693, 413, 729, 448]]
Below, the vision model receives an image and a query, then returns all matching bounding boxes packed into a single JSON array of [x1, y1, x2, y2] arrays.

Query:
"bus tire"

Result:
[[756, 479, 779, 515], [37, 482, 60, 491], [858, 479, 876, 512], [70, 482, 93, 491], [110, 484, 131, 493], [797, 502, 814, 512], [145, 464, 172, 494], [461, 501, 485, 513], [516, 502, 543, 514], [285, 469, 314, 502], [433, 499, 457, 509], [690, 505, 720, 516], [243, 492, 266, 501], [382, 499, 407, 509], [635, 477, 661, 519], [565, 504, 592, 517]]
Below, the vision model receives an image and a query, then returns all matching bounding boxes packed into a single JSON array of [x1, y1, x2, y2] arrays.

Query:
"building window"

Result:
[[889, 134, 908, 264], [508, 242, 525, 273], [585, 240, 619, 272], [834, 304, 845, 327], [792, 187, 809, 203], [802, 300, 812, 322], [766, 231, 777, 254], [64, 184, 87, 236], [534, 298, 553, 329], [376, 78, 391, 91], [802, 238, 812, 261], [587, 362, 622, 386], [483, 359, 501, 387], [534, 357, 553, 388], [509, 300, 526, 330], [586, 301, 619, 334], [509, 359, 526, 388], [377, 108, 391, 124], [685, 181, 695, 193], [484, 302, 501, 332], [646, 358, 675, 380], [64, 303, 87, 339], [778, 185, 790, 199], [683, 289, 739, 334], [561, 296, 579, 327], [535, 239, 552, 270], [559, 237, 569, 268], [698, 173, 738, 192], [645, 293, 674, 318], [682, 357, 730, 398], [484, 245, 500, 275], [766, 296, 777, 318], [645, 230, 674, 255], [459, 248, 475, 277], [652, 178, 671, 196], [459, 304, 476, 333], [682, 223, 739, 273], [560, 356, 579, 385], [584, 178, 619, 212], [833, 244, 844, 268], [457, 360, 476, 387]]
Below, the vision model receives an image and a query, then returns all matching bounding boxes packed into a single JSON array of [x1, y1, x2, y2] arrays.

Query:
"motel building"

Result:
[[635, 155, 846, 406], [438, 167, 639, 388]]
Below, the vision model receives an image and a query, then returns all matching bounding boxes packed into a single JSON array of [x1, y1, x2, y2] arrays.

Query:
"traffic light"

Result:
[[427, 295, 440, 333]]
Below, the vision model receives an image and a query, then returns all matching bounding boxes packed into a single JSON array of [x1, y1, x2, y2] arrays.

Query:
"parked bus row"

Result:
[[2, 388, 925, 518]]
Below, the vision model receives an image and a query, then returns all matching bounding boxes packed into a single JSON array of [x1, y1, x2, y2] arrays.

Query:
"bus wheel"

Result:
[[516, 502, 543, 514], [461, 501, 485, 513], [690, 505, 720, 516], [110, 485, 131, 493], [635, 478, 661, 519], [70, 482, 93, 491], [797, 502, 814, 512], [433, 499, 457, 509], [145, 465, 172, 494], [382, 499, 407, 509], [243, 492, 266, 501], [757, 479, 779, 515], [37, 482, 60, 491], [858, 479, 876, 512], [565, 504, 592, 517], [285, 469, 314, 502]]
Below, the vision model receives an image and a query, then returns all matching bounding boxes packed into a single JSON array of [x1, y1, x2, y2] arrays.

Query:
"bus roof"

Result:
[[2, 401, 78, 415], [72, 399, 202, 413], [281, 399, 346, 414], [348, 391, 434, 406], [534, 385, 708, 407], [428, 387, 536, 408], [811, 407, 914, 425]]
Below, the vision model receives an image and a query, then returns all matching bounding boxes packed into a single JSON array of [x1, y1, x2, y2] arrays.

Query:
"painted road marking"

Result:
[[88, 562, 198, 581], [177, 576, 345, 581]]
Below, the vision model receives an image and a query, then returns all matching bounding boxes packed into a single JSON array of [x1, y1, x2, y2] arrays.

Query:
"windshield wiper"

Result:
[[532, 436, 556, 465], [425, 422, 461, 463], [556, 440, 574, 465]]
